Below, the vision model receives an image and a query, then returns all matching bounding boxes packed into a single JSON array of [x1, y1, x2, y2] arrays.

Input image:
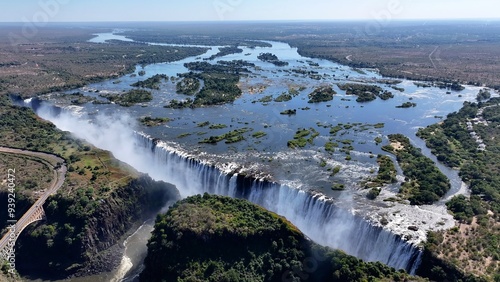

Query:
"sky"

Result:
[[1, 0, 499, 22]]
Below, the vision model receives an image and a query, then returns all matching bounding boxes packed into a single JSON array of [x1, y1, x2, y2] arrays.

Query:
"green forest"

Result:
[[337, 83, 393, 102], [166, 61, 249, 107], [383, 134, 450, 204], [417, 98, 500, 280], [417, 98, 500, 218]]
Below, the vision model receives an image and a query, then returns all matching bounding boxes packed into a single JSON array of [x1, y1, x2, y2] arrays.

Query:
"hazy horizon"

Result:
[[1, 18, 500, 24], [1, 0, 499, 23]]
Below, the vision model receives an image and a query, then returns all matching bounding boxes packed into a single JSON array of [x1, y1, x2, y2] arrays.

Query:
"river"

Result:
[[25, 30, 489, 280]]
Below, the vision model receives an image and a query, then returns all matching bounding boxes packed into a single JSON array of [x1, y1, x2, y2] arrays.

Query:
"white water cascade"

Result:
[[28, 98, 422, 275], [134, 134, 422, 274]]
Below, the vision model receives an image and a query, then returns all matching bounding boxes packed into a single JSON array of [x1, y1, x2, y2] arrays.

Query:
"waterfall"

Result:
[[27, 96, 422, 274], [134, 133, 422, 274]]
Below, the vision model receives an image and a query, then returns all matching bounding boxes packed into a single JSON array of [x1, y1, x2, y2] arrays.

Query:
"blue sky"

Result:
[[1, 0, 499, 22]]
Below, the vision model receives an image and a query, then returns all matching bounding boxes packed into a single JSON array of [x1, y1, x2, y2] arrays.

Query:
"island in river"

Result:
[[0, 22, 498, 281]]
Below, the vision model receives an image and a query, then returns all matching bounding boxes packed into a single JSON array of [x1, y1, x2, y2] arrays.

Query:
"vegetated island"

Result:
[[280, 109, 297, 115], [139, 194, 419, 282], [206, 46, 243, 60], [274, 92, 293, 102], [1, 24, 497, 282], [100, 89, 153, 107], [130, 74, 169, 90], [176, 77, 200, 95], [52, 92, 97, 106], [199, 127, 252, 144], [139, 116, 171, 127], [257, 52, 289, 66], [167, 60, 252, 108], [364, 155, 398, 200], [396, 102, 417, 108], [308, 85, 337, 103], [253, 95, 273, 104], [476, 88, 491, 102], [337, 83, 394, 102], [382, 134, 450, 205], [287, 128, 319, 148], [252, 87, 301, 104]]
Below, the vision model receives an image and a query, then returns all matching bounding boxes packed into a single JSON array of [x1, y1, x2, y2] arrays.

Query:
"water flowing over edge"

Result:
[[21, 86, 425, 275], [134, 132, 423, 274]]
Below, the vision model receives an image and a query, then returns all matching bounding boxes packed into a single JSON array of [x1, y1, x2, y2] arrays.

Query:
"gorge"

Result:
[[12, 29, 490, 281]]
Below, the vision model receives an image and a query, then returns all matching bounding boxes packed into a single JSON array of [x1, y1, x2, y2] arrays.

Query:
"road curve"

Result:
[[0, 147, 67, 253], [429, 45, 439, 69]]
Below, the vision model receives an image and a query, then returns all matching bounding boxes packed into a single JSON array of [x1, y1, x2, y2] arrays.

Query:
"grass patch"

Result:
[[331, 183, 345, 191], [139, 116, 171, 127], [287, 128, 314, 149], [209, 124, 227, 129], [325, 142, 338, 152], [252, 131, 267, 138], [199, 128, 252, 144]]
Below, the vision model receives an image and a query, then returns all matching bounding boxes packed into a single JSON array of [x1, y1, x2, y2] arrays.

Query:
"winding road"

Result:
[[0, 147, 67, 255], [429, 46, 439, 69]]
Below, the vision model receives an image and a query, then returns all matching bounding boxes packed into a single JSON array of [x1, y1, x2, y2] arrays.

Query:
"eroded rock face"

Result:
[[15, 175, 180, 279]]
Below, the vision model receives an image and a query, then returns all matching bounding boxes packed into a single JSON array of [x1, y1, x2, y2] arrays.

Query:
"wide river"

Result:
[[29, 31, 489, 281]]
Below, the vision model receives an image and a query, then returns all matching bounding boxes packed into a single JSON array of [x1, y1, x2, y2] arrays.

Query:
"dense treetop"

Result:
[[140, 194, 420, 282]]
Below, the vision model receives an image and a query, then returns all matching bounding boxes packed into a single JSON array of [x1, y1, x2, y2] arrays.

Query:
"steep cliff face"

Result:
[[15, 175, 180, 280], [83, 176, 179, 256], [417, 249, 480, 282], [140, 194, 420, 282]]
